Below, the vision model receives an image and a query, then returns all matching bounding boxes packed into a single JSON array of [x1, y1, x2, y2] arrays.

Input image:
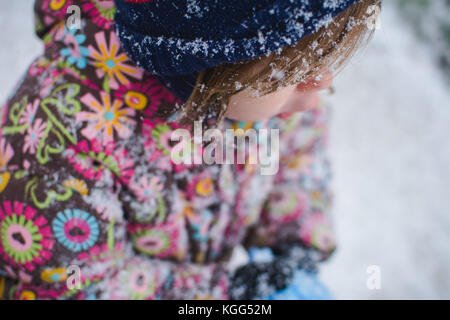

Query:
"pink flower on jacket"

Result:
[[39, 70, 63, 98], [299, 211, 336, 254], [89, 31, 143, 90], [14, 285, 62, 300], [41, 0, 74, 22], [65, 139, 116, 181], [130, 176, 164, 203], [170, 265, 204, 291], [114, 146, 135, 185], [115, 78, 168, 114], [186, 171, 217, 210], [23, 118, 47, 154], [19, 99, 40, 128], [77, 91, 136, 145], [128, 220, 180, 259], [0, 200, 54, 273], [81, 0, 116, 30], [0, 137, 14, 170], [264, 186, 308, 224], [64, 138, 134, 184], [113, 259, 160, 299], [187, 172, 215, 199]]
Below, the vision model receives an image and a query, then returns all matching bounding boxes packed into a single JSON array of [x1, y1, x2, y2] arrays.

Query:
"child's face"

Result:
[[226, 72, 333, 122]]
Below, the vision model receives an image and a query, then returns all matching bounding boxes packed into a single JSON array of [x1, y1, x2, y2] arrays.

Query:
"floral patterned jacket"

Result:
[[0, 0, 335, 300]]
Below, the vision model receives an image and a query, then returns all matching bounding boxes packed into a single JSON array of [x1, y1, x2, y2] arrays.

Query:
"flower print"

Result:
[[27, 58, 48, 77], [89, 31, 143, 90], [170, 265, 203, 292], [206, 208, 230, 260], [82, 185, 124, 222], [41, 267, 68, 283], [115, 78, 167, 114], [39, 70, 63, 98], [299, 211, 335, 254], [0, 172, 10, 193], [264, 186, 308, 224], [195, 178, 214, 197], [193, 271, 228, 300], [60, 27, 90, 69], [131, 176, 164, 203], [65, 139, 118, 181], [95, 203, 122, 222], [142, 119, 193, 167], [112, 259, 159, 299], [14, 285, 61, 300], [23, 160, 31, 170], [152, 154, 173, 172], [189, 209, 214, 243], [234, 192, 263, 229], [65, 139, 134, 185], [142, 120, 199, 172], [77, 242, 124, 263], [187, 172, 215, 199], [42, 0, 73, 20], [19, 99, 40, 128], [0, 200, 54, 272], [77, 91, 136, 145], [47, 20, 66, 43], [23, 118, 46, 154], [230, 176, 270, 237], [280, 152, 314, 180], [185, 171, 217, 210], [129, 222, 179, 259], [230, 120, 259, 133], [52, 209, 99, 252], [81, 0, 116, 30], [144, 121, 175, 157], [75, 242, 125, 283], [113, 146, 135, 185], [0, 138, 14, 171], [218, 164, 236, 203], [126, 175, 166, 223], [16, 289, 35, 300], [62, 179, 89, 196], [308, 189, 331, 213]]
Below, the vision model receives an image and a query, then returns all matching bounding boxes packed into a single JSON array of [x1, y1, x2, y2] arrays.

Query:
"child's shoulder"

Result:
[[0, 47, 181, 172]]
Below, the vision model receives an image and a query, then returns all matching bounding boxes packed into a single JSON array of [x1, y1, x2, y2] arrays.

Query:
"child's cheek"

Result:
[[227, 89, 291, 121]]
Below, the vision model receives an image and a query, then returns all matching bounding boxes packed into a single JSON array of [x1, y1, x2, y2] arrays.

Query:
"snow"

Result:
[[0, 1, 42, 103], [320, 2, 450, 299], [1, 1, 449, 299]]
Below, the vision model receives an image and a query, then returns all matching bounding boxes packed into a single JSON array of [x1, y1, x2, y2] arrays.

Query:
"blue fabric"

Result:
[[247, 247, 332, 300], [248, 247, 275, 263], [114, 0, 362, 102], [266, 269, 332, 300]]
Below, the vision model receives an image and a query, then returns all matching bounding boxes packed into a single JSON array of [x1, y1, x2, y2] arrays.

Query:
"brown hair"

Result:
[[180, 0, 381, 125]]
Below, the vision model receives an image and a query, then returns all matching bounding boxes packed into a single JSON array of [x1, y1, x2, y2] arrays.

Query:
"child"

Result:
[[0, 0, 380, 299]]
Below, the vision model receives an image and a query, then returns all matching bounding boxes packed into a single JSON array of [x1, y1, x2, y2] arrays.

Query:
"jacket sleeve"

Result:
[[0, 99, 229, 301], [243, 107, 336, 260], [0, 81, 135, 298], [226, 107, 336, 299], [0, 158, 229, 300]]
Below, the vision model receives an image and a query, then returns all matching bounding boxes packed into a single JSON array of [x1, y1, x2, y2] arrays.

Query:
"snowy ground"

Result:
[[1, 1, 449, 299]]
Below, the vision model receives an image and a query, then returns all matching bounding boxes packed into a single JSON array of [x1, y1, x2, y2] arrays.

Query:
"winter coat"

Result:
[[0, 0, 334, 300]]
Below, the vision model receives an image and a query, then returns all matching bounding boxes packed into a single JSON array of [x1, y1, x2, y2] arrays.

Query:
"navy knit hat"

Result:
[[114, 0, 362, 102]]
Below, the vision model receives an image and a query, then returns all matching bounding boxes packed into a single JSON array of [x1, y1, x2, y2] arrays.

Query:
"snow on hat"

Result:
[[114, 0, 362, 102]]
